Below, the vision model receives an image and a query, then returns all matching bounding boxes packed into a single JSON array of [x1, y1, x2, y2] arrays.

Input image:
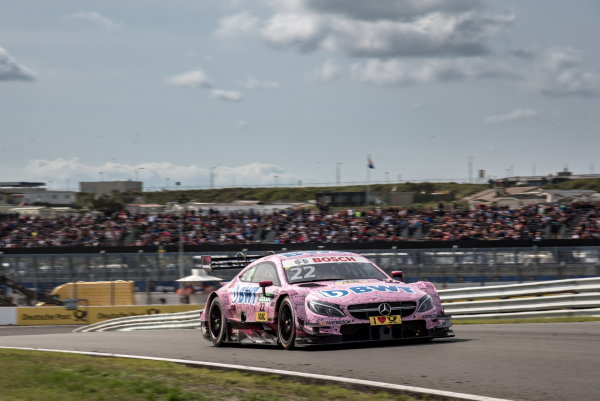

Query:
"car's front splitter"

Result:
[[296, 320, 454, 347]]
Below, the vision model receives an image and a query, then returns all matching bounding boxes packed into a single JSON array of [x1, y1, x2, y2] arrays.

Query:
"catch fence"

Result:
[[1, 244, 599, 292]]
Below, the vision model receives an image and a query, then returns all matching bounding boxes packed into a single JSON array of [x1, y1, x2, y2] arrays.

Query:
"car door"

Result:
[[229, 262, 281, 324], [247, 262, 281, 324]]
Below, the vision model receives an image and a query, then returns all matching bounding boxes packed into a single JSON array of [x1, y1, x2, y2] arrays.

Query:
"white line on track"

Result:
[[0, 346, 513, 401]]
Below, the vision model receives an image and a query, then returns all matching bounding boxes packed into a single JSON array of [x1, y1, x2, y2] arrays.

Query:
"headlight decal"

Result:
[[417, 294, 435, 313], [307, 300, 346, 317]]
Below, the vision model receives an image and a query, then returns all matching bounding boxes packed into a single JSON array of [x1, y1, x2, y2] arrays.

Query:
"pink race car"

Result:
[[199, 251, 453, 349]]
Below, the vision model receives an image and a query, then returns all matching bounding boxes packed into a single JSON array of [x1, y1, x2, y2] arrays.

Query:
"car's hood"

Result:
[[296, 279, 427, 305]]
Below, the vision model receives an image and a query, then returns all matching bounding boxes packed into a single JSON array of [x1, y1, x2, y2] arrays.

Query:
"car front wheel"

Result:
[[208, 298, 226, 346], [278, 297, 296, 350]]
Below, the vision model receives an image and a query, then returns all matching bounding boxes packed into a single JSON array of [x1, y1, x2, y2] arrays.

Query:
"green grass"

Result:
[[0, 349, 431, 401], [454, 316, 600, 325]]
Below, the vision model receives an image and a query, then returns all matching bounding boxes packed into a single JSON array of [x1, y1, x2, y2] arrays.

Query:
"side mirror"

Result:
[[258, 280, 274, 298], [391, 271, 404, 281]]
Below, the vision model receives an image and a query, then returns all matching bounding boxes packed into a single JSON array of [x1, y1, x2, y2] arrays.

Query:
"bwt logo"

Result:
[[319, 285, 414, 298], [231, 286, 260, 304]]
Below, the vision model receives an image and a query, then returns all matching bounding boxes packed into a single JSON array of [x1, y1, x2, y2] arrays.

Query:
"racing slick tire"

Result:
[[277, 297, 296, 350], [207, 297, 227, 346]]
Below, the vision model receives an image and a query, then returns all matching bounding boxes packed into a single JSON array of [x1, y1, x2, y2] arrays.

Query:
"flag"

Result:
[[367, 155, 375, 169]]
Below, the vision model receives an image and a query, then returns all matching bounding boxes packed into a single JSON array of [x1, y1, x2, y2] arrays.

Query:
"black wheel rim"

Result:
[[209, 304, 221, 339], [280, 304, 293, 343]]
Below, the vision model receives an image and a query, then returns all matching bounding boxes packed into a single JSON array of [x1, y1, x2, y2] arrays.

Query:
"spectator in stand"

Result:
[[1, 202, 599, 248]]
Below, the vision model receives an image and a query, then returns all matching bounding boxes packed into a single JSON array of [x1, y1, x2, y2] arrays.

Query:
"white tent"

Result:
[[176, 268, 223, 282]]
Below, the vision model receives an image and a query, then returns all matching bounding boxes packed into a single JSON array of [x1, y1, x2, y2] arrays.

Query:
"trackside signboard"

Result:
[[16, 305, 201, 325]]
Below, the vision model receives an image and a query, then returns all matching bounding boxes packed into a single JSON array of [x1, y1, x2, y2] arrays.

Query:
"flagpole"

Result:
[[366, 155, 372, 205]]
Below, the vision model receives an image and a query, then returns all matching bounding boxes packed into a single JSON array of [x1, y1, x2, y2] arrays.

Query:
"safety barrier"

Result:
[[74, 309, 202, 332], [74, 277, 600, 332], [439, 277, 600, 320], [438, 277, 600, 301], [0, 305, 200, 326]]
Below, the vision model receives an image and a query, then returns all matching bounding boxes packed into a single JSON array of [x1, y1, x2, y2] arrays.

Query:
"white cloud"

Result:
[[216, 13, 260, 36], [241, 76, 280, 89], [63, 11, 120, 31], [297, 0, 482, 21], [327, 12, 514, 58], [311, 59, 340, 81], [222, 1, 513, 58], [524, 47, 600, 98], [211, 89, 243, 102], [351, 57, 517, 85], [261, 13, 328, 52], [483, 108, 538, 125], [0, 46, 36, 82], [165, 69, 212, 88], [21, 159, 295, 188]]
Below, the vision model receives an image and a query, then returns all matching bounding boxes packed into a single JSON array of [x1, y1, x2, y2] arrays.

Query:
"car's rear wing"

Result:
[[193, 253, 265, 272]]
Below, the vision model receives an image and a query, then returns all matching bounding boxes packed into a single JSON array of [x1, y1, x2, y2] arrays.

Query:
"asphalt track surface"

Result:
[[1, 322, 599, 401]]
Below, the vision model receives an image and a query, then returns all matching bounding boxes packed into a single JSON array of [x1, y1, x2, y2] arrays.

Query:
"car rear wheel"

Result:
[[208, 298, 226, 346], [278, 297, 296, 350]]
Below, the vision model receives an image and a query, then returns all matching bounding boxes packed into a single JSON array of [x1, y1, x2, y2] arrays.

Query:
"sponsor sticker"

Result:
[[369, 315, 402, 326], [318, 320, 354, 326], [231, 286, 260, 304], [282, 255, 369, 268], [255, 311, 268, 322], [319, 285, 415, 298]]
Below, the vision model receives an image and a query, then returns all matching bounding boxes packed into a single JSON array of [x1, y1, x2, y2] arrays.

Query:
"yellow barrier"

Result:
[[16, 304, 202, 325], [41, 281, 135, 306]]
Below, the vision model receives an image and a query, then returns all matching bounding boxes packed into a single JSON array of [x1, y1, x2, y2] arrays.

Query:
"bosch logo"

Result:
[[378, 303, 392, 316]]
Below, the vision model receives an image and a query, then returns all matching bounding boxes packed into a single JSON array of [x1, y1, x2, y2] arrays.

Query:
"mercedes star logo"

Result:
[[378, 303, 392, 316]]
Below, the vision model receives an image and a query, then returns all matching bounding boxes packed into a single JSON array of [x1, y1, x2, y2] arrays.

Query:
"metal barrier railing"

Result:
[[1, 246, 599, 292], [75, 277, 600, 332]]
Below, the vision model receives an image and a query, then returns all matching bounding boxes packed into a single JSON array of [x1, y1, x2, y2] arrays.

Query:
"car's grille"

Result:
[[340, 321, 427, 342], [347, 302, 416, 319]]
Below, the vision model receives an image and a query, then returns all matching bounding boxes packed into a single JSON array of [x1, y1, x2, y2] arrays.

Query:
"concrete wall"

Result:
[[0, 308, 16, 325], [23, 191, 76, 205], [389, 192, 415, 206]]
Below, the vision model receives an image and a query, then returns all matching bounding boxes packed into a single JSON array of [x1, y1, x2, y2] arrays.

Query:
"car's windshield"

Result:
[[284, 262, 388, 284]]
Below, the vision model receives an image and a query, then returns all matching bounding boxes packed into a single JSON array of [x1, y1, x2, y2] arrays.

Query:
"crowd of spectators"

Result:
[[1, 203, 599, 248]]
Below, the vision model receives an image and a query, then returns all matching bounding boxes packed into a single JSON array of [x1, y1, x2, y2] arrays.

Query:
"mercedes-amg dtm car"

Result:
[[199, 251, 453, 349]]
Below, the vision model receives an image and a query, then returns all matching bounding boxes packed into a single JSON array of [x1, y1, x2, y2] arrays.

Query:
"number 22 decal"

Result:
[[289, 265, 316, 281]]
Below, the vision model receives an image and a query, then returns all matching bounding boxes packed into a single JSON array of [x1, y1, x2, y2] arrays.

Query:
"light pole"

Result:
[[210, 167, 216, 188], [98, 172, 104, 181], [336, 163, 342, 185], [178, 205, 184, 289], [468, 157, 473, 184]]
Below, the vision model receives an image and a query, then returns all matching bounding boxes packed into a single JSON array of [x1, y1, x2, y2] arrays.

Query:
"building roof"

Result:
[[464, 187, 539, 202], [0, 182, 45, 188], [544, 189, 597, 195]]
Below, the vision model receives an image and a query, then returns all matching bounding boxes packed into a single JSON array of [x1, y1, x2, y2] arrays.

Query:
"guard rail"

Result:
[[76, 277, 600, 332]]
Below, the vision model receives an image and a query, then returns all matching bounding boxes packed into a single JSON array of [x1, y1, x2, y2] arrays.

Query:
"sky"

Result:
[[1, 0, 600, 191]]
